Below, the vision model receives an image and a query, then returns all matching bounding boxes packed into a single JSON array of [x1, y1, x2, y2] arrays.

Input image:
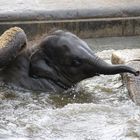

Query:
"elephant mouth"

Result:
[[29, 66, 72, 90], [50, 70, 74, 90], [54, 80, 71, 90], [31, 74, 71, 90]]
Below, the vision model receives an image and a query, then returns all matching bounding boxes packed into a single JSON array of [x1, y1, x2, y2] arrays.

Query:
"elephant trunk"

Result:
[[90, 56, 139, 76]]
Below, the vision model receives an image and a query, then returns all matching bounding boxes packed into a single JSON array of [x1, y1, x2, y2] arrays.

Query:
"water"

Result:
[[0, 50, 140, 140], [1, 75, 140, 140]]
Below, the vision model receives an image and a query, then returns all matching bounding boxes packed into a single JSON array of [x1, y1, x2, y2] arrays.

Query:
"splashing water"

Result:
[[0, 51, 140, 140]]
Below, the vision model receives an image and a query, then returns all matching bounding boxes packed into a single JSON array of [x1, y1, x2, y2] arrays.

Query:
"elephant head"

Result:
[[29, 30, 139, 89]]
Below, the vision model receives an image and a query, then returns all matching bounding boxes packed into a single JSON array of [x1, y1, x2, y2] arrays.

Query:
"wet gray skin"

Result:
[[0, 28, 139, 92], [29, 30, 139, 91]]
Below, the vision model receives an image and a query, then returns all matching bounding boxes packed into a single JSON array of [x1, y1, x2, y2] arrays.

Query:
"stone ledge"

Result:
[[1, 0, 140, 39], [1, 0, 140, 22]]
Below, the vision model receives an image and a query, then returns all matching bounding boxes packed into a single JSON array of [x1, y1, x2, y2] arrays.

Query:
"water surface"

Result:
[[0, 49, 140, 140]]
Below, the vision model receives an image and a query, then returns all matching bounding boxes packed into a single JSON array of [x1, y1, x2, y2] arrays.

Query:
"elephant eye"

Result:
[[71, 58, 82, 67]]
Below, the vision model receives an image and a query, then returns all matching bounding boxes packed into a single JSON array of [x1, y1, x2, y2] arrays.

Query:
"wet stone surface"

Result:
[[112, 49, 140, 105]]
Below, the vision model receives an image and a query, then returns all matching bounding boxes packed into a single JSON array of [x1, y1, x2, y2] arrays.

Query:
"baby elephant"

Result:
[[0, 27, 139, 92]]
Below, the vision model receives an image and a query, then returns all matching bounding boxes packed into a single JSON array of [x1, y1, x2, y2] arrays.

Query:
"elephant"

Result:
[[0, 27, 139, 92]]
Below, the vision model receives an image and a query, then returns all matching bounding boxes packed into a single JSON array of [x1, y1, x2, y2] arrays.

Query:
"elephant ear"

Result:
[[29, 50, 59, 82]]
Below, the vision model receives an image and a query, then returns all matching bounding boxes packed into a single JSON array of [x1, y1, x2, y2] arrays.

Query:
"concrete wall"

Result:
[[1, 17, 140, 41]]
